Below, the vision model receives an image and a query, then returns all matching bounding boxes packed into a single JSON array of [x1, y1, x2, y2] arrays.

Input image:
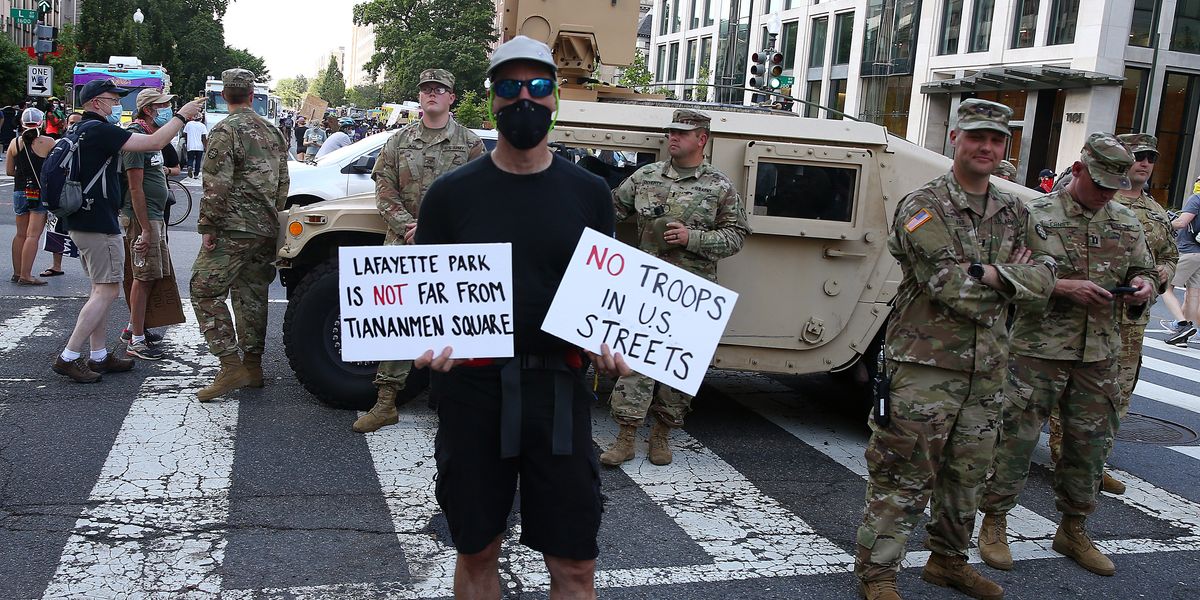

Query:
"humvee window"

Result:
[[753, 161, 856, 222], [553, 144, 658, 190]]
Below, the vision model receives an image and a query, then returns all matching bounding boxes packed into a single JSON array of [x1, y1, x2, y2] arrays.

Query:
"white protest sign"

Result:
[[542, 228, 738, 396], [338, 244, 514, 361]]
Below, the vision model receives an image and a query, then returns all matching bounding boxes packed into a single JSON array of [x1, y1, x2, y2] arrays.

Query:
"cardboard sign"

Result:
[[542, 228, 738, 395], [298, 94, 329, 123], [338, 244, 514, 362], [121, 244, 186, 329]]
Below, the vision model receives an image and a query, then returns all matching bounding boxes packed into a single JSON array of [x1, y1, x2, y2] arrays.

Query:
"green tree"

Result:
[[314, 56, 346, 105], [618, 48, 653, 92], [49, 24, 80, 101], [354, 0, 496, 100], [346, 82, 382, 107], [0, 36, 32, 105], [276, 76, 307, 108], [224, 46, 269, 82], [452, 90, 488, 128], [692, 65, 711, 103]]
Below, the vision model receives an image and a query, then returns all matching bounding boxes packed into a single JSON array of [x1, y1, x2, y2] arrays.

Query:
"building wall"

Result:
[[2, 0, 78, 51], [347, 25, 375, 87]]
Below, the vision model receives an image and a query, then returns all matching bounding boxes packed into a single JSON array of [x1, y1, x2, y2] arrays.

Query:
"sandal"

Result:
[[9, 274, 17, 283], [39, 268, 65, 277], [17, 278, 48, 286]]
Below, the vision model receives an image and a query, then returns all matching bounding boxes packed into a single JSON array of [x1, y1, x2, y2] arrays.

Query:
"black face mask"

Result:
[[494, 99, 552, 150]]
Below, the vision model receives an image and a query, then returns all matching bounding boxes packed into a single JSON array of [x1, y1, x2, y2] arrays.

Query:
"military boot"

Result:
[[648, 420, 673, 466], [978, 513, 1013, 571], [1052, 515, 1115, 576], [921, 553, 1003, 600], [242, 352, 264, 388], [600, 424, 638, 466], [857, 577, 902, 600], [352, 386, 400, 433], [197, 354, 251, 402], [1101, 471, 1126, 495]]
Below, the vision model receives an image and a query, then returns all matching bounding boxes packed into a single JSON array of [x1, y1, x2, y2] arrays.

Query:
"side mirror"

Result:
[[344, 155, 375, 174]]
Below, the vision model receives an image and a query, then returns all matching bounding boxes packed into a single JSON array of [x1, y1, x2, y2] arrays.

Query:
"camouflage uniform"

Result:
[[372, 69, 485, 387], [608, 109, 750, 427], [191, 69, 290, 358], [855, 101, 1057, 582], [981, 134, 1158, 520], [993, 159, 1018, 181]]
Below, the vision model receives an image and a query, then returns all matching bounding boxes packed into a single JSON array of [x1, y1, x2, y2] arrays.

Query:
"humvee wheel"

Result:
[[283, 258, 378, 410]]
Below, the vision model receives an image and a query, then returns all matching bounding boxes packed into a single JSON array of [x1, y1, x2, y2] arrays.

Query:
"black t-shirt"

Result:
[[162, 141, 179, 169], [66, 113, 133, 234], [293, 125, 307, 146], [417, 154, 616, 355]]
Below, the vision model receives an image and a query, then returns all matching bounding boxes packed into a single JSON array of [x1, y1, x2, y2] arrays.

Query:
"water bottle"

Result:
[[133, 234, 147, 268]]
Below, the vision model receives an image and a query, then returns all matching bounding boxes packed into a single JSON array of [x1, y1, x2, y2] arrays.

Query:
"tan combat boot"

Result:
[[1052, 515, 1115, 576], [600, 424, 638, 466], [857, 577, 902, 600], [352, 386, 400, 433], [978, 513, 1013, 571], [921, 553, 1003, 600], [242, 352, 264, 388], [197, 354, 251, 402], [1101, 471, 1126, 495], [648, 420, 673, 466]]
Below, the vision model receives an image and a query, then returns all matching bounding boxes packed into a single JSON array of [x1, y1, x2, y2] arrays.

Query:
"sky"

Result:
[[223, 0, 360, 86]]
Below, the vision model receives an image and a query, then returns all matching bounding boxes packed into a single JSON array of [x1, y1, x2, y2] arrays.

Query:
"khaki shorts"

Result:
[[1174, 253, 1200, 288], [119, 215, 172, 281], [70, 230, 125, 284]]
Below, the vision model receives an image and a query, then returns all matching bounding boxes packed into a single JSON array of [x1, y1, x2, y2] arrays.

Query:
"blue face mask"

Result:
[[107, 104, 122, 124], [153, 107, 173, 127]]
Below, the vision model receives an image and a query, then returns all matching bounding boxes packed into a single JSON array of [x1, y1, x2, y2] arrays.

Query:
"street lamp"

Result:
[[133, 9, 144, 56]]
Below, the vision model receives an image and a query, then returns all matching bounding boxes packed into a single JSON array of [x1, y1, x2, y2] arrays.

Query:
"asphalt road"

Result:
[[0, 171, 1198, 599]]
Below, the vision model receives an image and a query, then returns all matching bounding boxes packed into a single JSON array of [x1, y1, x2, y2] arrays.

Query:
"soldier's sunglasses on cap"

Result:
[[1134, 151, 1158, 164], [492, 78, 556, 99]]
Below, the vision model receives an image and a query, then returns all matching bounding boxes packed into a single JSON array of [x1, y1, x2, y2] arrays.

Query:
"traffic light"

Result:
[[766, 51, 784, 90], [748, 50, 769, 89], [34, 24, 56, 54]]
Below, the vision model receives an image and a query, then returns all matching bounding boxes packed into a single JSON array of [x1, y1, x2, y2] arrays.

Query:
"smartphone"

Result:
[[1108, 286, 1138, 295]]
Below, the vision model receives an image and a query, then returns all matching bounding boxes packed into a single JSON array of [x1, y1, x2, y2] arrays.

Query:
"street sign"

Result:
[[37, 0, 52, 14], [28, 65, 53, 97], [10, 8, 37, 25], [777, 76, 795, 86]]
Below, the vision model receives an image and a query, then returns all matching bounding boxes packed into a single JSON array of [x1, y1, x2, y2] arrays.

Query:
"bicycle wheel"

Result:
[[167, 179, 193, 227]]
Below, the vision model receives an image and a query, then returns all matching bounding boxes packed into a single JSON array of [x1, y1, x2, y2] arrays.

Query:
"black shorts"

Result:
[[432, 363, 602, 560]]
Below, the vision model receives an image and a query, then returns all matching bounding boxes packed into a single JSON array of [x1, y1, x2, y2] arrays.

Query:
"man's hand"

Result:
[[202, 233, 216, 251], [414, 346, 464, 373], [178, 99, 204, 121], [132, 233, 149, 254], [404, 222, 418, 245], [587, 343, 632, 378], [1155, 265, 1170, 286], [1122, 276, 1155, 304], [1008, 246, 1033, 265], [1052, 279, 1113, 307], [664, 222, 689, 247]]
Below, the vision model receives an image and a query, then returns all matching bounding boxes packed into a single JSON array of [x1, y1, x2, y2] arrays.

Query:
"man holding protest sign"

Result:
[[352, 67, 486, 434], [599, 108, 750, 467], [412, 36, 624, 599]]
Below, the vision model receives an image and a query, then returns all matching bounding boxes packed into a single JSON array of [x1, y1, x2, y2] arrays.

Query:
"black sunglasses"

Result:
[[492, 78, 556, 99], [1134, 151, 1157, 164]]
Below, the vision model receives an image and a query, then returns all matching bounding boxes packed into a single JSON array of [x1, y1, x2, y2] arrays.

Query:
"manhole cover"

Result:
[[1116, 412, 1199, 445]]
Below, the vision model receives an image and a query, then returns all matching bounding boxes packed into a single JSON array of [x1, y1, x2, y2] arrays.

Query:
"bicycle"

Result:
[[166, 178, 193, 227]]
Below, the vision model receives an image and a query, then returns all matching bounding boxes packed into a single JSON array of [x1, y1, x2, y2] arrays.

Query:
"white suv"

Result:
[[285, 128, 498, 208]]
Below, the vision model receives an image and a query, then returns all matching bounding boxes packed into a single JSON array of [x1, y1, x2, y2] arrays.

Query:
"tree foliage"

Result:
[[224, 47, 269, 82], [49, 24, 80, 98], [353, 0, 496, 100], [0, 35, 32, 105], [276, 76, 308, 108], [451, 90, 488, 129], [313, 56, 346, 105], [346, 82, 383, 108], [618, 48, 653, 92]]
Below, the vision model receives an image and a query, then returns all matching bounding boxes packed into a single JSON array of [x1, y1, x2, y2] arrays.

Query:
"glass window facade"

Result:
[[833, 12, 855, 65], [671, 0, 682, 32], [1011, 0, 1038, 48], [808, 16, 828, 68], [969, 0, 995, 52], [939, 0, 964, 55], [700, 36, 713, 72], [828, 79, 848, 120], [1115, 67, 1150, 135], [714, 0, 753, 103], [668, 42, 681, 83], [690, 0, 700, 29], [1048, 0, 1080, 45], [1172, 0, 1200, 53], [704, 0, 714, 26], [1153, 72, 1200, 206], [661, 0, 670, 36], [1129, 0, 1157, 46], [861, 0, 920, 76], [805, 80, 822, 117], [656, 45, 667, 81], [686, 39, 698, 79], [859, 75, 912, 135]]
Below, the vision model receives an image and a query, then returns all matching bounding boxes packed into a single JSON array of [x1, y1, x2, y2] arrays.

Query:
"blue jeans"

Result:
[[13, 190, 47, 216]]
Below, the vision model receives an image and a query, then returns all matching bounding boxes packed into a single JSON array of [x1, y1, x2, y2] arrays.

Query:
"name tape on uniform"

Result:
[[542, 228, 738, 396], [338, 244, 514, 361]]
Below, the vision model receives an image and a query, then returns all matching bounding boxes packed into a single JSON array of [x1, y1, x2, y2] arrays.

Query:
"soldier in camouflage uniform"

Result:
[[352, 68, 486, 433], [1046, 133, 1177, 495], [190, 69, 290, 402], [993, 160, 1017, 182], [977, 133, 1157, 579], [599, 109, 750, 468], [853, 100, 1056, 600]]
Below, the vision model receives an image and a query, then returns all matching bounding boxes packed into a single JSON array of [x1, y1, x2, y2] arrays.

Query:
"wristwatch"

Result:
[[967, 263, 986, 280], [173, 113, 188, 125]]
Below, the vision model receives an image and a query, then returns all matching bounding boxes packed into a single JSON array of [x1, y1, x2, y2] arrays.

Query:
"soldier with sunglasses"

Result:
[[352, 68, 485, 434]]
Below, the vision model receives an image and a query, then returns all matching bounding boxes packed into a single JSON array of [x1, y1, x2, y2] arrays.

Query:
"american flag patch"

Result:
[[905, 209, 933, 233]]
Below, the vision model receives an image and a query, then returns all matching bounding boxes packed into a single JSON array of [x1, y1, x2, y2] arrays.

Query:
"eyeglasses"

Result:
[[1134, 151, 1158, 164], [420, 85, 450, 96], [492, 78, 556, 99], [95, 95, 121, 106]]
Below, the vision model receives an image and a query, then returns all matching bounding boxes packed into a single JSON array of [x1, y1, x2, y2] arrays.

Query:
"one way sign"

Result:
[[27, 65, 52, 97]]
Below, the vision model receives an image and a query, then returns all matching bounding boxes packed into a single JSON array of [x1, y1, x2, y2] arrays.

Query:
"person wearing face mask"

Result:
[[5, 107, 54, 286], [314, 117, 357, 159], [351, 67, 484, 434], [117, 89, 180, 361], [412, 36, 629, 599], [50, 79, 203, 384]]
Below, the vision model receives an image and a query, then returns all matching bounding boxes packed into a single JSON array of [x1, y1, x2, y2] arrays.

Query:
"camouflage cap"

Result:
[[1081, 132, 1134, 190], [1117, 132, 1158, 155], [222, 68, 256, 89], [956, 99, 1012, 136], [993, 160, 1017, 180], [665, 108, 711, 131], [419, 68, 455, 90]]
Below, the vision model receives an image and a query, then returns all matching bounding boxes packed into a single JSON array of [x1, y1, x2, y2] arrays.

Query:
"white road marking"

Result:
[[42, 303, 234, 599], [0, 304, 52, 354], [1169, 446, 1200, 461], [1132, 379, 1200, 415], [1142, 337, 1199, 359], [1141, 355, 1200, 383]]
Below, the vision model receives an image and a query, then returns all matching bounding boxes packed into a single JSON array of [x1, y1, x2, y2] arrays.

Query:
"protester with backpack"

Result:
[[47, 79, 203, 384], [5, 108, 55, 286]]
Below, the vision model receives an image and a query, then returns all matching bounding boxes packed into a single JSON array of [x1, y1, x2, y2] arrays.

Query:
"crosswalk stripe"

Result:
[[1170, 446, 1200, 461], [0, 304, 52, 354], [1140, 355, 1200, 384], [1132, 379, 1200, 415], [1142, 336, 1200, 360], [41, 303, 233, 599]]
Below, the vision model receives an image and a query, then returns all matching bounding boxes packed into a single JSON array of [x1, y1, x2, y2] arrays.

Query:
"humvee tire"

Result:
[[282, 258, 378, 410]]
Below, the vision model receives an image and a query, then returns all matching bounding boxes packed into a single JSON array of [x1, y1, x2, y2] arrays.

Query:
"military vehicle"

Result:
[[275, 0, 1036, 409]]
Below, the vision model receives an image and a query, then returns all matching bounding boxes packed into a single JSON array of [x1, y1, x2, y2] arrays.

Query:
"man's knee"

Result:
[[92, 282, 121, 300], [458, 536, 503, 569], [543, 554, 596, 585]]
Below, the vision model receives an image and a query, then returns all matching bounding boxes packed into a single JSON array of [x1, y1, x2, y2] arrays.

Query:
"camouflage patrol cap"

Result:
[[665, 108, 711, 132], [956, 99, 1012, 136], [419, 68, 455, 90], [222, 68, 256, 89], [1117, 133, 1158, 155], [1081, 132, 1134, 190], [993, 160, 1017, 180]]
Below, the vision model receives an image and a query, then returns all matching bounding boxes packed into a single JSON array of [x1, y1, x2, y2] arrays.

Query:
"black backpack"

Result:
[[40, 120, 110, 219]]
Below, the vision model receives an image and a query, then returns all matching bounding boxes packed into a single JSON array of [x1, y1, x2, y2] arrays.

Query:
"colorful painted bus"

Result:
[[72, 56, 170, 122]]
